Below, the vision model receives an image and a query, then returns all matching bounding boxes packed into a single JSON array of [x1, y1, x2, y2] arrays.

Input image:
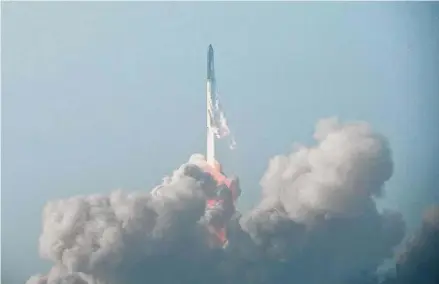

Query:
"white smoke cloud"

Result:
[[258, 117, 393, 222], [27, 164, 211, 284], [239, 117, 404, 283], [27, 265, 98, 284]]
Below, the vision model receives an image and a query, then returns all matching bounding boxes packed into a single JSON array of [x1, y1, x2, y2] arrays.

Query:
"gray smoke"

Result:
[[238, 117, 404, 283], [27, 117, 409, 284], [382, 205, 439, 284]]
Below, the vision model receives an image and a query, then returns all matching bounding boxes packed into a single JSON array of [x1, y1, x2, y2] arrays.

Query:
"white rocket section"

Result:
[[206, 80, 216, 166]]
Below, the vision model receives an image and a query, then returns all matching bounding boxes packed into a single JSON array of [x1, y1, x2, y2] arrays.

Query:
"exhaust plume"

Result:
[[27, 117, 411, 284]]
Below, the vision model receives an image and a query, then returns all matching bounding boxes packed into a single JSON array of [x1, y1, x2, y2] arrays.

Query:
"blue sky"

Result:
[[2, 2, 439, 283]]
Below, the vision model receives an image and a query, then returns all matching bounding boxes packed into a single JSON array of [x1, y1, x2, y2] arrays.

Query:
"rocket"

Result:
[[206, 44, 216, 166]]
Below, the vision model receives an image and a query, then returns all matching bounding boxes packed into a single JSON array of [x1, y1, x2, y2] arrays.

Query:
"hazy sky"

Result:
[[2, 2, 439, 284]]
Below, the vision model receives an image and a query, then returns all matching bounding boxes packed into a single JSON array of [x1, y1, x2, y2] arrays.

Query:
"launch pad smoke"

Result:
[[28, 117, 430, 284]]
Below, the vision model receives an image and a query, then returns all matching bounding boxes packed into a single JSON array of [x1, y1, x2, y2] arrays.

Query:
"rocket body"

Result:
[[206, 45, 216, 166], [206, 44, 235, 165]]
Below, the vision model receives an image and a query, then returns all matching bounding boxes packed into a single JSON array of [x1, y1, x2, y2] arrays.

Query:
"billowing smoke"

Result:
[[381, 205, 439, 284], [27, 117, 417, 284]]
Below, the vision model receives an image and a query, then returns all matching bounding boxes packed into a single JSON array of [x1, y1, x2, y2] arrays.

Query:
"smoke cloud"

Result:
[[381, 205, 439, 284], [27, 117, 434, 284]]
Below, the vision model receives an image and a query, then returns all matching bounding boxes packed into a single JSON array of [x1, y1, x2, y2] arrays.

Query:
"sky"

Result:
[[2, 2, 439, 284]]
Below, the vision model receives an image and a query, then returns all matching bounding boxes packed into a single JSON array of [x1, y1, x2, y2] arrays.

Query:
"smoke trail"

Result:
[[27, 117, 408, 284]]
